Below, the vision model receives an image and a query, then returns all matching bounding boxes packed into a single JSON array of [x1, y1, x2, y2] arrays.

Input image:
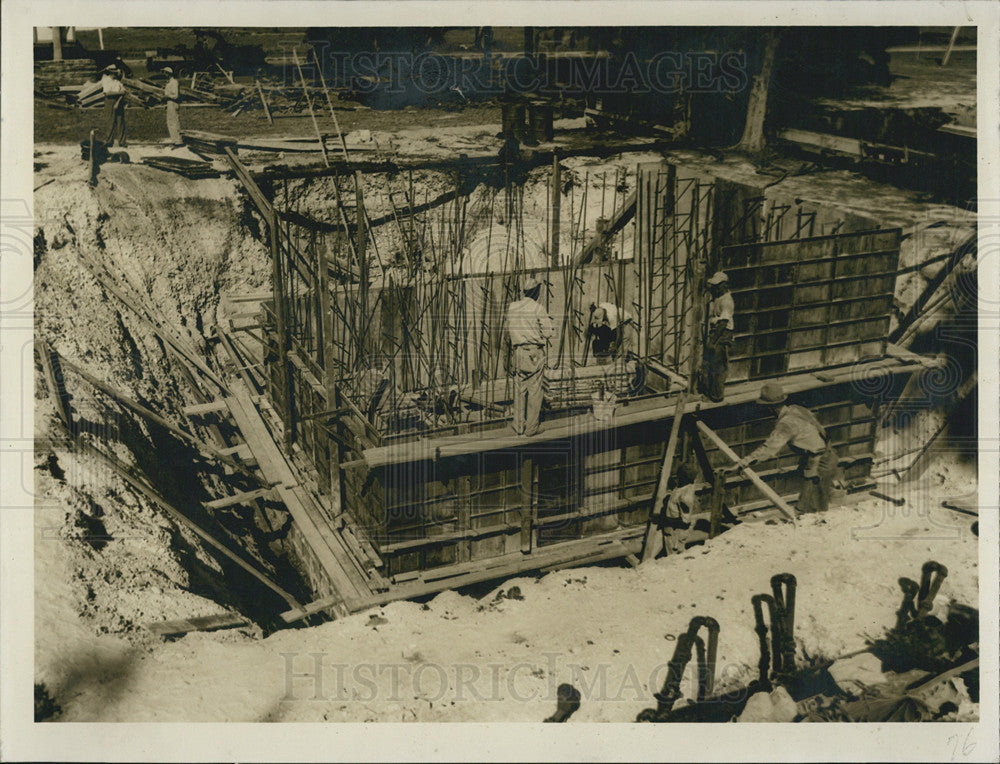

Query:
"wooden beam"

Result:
[[362, 356, 938, 469], [59, 356, 265, 484], [146, 612, 250, 637], [694, 420, 797, 524], [38, 339, 74, 429], [577, 190, 636, 265], [520, 455, 534, 554], [640, 393, 688, 562], [183, 399, 230, 416], [281, 530, 643, 622], [204, 487, 273, 510]]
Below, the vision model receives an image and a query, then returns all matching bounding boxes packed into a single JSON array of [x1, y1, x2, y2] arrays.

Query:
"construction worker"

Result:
[[163, 67, 182, 146], [698, 270, 734, 403], [100, 65, 127, 147], [506, 275, 555, 436], [660, 464, 710, 555], [586, 302, 636, 364], [733, 382, 842, 513]]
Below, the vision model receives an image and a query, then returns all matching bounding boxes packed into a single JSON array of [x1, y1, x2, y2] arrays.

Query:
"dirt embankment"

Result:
[[32, 146, 306, 715]]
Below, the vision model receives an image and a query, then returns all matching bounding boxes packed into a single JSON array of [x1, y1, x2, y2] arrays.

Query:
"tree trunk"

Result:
[[737, 30, 782, 154]]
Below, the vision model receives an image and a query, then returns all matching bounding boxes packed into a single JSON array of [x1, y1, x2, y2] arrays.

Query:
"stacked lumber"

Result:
[[34, 59, 96, 96], [141, 155, 222, 179], [180, 129, 239, 155]]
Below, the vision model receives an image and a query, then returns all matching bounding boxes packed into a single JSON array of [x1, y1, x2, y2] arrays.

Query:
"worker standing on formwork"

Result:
[[163, 67, 182, 147], [698, 270, 735, 402], [732, 382, 843, 512], [506, 276, 555, 437]]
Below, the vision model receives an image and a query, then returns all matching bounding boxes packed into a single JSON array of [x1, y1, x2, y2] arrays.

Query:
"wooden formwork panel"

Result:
[[342, 376, 880, 579], [723, 228, 901, 383]]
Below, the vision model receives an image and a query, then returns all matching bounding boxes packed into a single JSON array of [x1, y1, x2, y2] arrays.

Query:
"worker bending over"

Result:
[[586, 302, 636, 364], [733, 382, 842, 513], [506, 276, 555, 436], [698, 270, 734, 402]]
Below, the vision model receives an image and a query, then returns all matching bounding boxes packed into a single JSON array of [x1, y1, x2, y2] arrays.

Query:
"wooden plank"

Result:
[[520, 455, 534, 553], [59, 356, 263, 484], [183, 399, 230, 416], [282, 529, 644, 622], [225, 392, 370, 600], [694, 420, 797, 524], [204, 487, 273, 510], [641, 393, 688, 562], [146, 612, 250, 637], [362, 356, 937, 469], [38, 339, 73, 429]]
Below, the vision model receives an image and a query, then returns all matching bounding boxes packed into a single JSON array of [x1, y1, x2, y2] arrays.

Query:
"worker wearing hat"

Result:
[[698, 270, 735, 402], [732, 382, 842, 512], [162, 67, 182, 146], [506, 275, 555, 436], [100, 64, 128, 147]]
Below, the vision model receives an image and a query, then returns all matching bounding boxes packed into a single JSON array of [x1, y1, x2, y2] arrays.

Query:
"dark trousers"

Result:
[[798, 445, 841, 513], [700, 326, 733, 402], [105, 95, 126, 146]]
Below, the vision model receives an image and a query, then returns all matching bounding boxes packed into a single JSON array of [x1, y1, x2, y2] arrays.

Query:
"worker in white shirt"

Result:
[[100, 65, 128, 147], [698, 270, 735, 402], [163, 67, 182, 146], [506, 276, 555, 436], [586, 301, 636, 364]]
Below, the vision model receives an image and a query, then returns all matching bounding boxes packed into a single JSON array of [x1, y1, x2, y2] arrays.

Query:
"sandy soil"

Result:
[[44, 461, 978, 722]]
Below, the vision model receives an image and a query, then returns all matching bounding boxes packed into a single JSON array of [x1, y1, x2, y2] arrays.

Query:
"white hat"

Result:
[[162, 66, 174, 75], [523, 275, 542, 292], [707, 271, 729, 286]]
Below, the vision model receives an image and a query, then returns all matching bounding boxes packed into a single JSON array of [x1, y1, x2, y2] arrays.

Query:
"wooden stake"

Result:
[[292, 49, 330, 167], [88, 129, 96, 187], [941, 26, 961, 67], [255, 80, 273, 124], [312, 48, 350, 159], [550, 153, 561, 265]]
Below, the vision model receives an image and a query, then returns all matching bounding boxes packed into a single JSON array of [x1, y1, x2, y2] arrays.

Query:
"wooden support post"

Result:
[[316, 224, 341, 512], [457, 475, 472, 563], [88, 129, 96, 187], [269, 210, 294, 452], [256, 80, 273, 124], [708, 472, 724, 539], [694, 420, 797, 525], [292, 49, 330, 167], [520, 453, 534, 554], [640, 393, 688, 562], [550, 153, 561, 265], [58, 356, 264, 483]]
